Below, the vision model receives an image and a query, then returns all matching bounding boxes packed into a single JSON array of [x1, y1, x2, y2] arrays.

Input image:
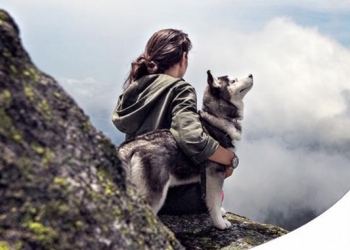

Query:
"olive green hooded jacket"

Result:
[[112, 74, 219, 165]]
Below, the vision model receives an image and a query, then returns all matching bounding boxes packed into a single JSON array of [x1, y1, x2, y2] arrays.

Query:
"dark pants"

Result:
[[158, 183, 208, 215]]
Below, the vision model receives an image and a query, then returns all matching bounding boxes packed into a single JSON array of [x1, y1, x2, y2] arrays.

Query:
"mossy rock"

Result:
[[0, 9, 182, 250], [160, 213, 287, 249]]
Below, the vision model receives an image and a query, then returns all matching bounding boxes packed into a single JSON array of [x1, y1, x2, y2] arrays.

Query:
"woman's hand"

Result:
[[208, 145, 236, 179], [225, 167, 234, 179], [208, 145, 235, 166]]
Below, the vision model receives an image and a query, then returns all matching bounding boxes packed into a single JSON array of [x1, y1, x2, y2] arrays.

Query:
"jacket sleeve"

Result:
[[169, 81, 219, 165]]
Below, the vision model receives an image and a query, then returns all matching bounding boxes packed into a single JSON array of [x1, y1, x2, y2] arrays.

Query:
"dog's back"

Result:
[[118, 129, 199, 213], [118, 129, 196, 177]]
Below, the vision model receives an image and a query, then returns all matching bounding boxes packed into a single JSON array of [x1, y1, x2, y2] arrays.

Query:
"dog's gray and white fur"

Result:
[[118, 70, 253, 229]]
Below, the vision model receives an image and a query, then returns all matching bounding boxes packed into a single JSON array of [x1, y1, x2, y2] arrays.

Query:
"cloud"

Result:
[[199, 17, 350, 229], [60, 77, 97, 98], [226, 137, 350, 229], [192, 17, 350, 146], [58, 77, 123, 142], [59, 77, 118, 114]]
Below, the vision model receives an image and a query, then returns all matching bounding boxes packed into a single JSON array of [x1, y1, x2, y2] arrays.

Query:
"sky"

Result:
[[2, 0, 350, 231]]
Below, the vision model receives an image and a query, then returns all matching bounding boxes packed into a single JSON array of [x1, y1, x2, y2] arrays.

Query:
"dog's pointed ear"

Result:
[[207, 70, 221, 94]]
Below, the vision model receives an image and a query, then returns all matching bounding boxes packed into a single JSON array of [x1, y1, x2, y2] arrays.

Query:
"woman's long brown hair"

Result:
[[123, 29, 192, 89]]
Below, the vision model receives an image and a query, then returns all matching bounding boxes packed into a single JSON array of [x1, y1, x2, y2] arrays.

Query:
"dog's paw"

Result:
[[221, 207, 227, 216], [213, 218, 232, 230]]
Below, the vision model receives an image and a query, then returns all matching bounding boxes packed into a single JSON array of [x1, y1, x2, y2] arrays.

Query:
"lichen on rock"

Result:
[[160, 213, 287, 249], [0, 9, 182, 250]]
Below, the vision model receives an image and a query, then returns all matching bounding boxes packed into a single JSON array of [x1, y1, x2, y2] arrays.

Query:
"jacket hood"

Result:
[[112, 74, 182, 135]]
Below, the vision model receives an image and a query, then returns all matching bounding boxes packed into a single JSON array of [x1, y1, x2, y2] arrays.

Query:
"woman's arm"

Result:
[[170, 82, 220, 165], [170, 80, 236, 179]]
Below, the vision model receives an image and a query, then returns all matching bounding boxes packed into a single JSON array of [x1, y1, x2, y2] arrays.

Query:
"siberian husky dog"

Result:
[[118, 70, 253, 230]]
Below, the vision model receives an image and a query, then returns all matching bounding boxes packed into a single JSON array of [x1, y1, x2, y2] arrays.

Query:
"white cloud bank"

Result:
[[192, 17, 350, 146], [193, 17, 350, 228]]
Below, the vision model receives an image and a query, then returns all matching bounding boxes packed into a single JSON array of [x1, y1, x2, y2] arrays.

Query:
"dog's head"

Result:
[[204, 70, 253, 120]]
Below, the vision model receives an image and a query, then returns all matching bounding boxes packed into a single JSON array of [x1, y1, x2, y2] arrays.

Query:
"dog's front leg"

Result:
[[205, 163, 232, 230]]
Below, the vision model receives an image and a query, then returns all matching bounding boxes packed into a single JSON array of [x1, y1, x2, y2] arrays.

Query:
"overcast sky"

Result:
[[2, 0, 350, 230]]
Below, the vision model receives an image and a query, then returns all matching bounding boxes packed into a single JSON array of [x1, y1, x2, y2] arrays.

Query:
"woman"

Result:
[[112, 28, 235, 214]]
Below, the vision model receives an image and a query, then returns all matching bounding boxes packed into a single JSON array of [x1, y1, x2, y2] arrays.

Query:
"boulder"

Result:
[[0, 9, 182, 250]]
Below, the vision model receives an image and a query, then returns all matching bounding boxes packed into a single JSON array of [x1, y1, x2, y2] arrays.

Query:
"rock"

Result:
[[0, 9, 182, 250], [0, 9, 288, 250], [160, 213, 288, 249]]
